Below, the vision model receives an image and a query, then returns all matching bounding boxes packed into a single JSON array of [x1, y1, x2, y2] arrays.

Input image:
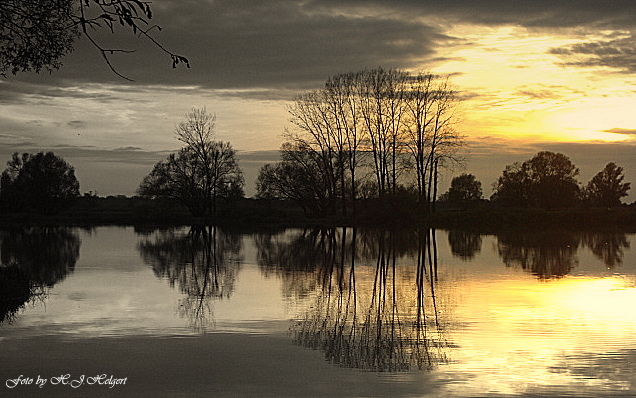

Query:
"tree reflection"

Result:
[[0, 227, 80, 324], [255, 228, 449, 371], [447, 230, 482, 260], [582, 232, 630, 269], [496, 230, 631, 277], [137, 226, 243, 331], [496, 231, 579, 279]]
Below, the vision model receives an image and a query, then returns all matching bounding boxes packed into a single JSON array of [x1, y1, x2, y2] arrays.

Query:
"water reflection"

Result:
[[582, 231, 630, 269], [0, 227, 80, 324], [448, 230, 482, 260], [256, 228, 449, 372], [496, 231, 580, 279], [495, 231, 630, 279], [138, 226, 243, 331]]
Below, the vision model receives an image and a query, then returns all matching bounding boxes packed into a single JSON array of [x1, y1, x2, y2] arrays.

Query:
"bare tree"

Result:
[[261, 69, 464, 218], [402, 75, 463, 211], [403, 73, 436, 205], [287, 91, 342, 215], [139, 108, 243, 219], [324, 72, 364, 215], [357, 68, 409, 197]]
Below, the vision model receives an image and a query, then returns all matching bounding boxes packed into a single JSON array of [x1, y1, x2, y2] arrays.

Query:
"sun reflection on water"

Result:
[[443, 272, 636, 396]]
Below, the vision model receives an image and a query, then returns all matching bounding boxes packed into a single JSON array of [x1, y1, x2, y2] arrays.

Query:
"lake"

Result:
[[1, 226, 635, 397]]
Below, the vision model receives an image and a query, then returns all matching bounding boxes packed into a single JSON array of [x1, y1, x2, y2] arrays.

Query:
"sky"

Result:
[[1, 0, 636, 199]]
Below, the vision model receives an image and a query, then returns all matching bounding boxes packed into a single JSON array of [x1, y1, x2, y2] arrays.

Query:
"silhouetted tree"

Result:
[[525, 151, 580, 208], [583, 162, 630, 207], [403, 73, 463, 211], [259, 228, 449, 371], [439, 173, 482, 203], [357, 68, 409, 198], [256, 141, 332, 217], [263, 69, 463, 217], [0, 0, 188, 78], [490, 162, 527, 206], [491, 151, 580, 208], [0, 152, 80, 213], [0, 265, 32, 324], [138, 109, 244, 219]]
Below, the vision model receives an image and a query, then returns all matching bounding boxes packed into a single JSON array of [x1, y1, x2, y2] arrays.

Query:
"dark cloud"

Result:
[[515, 89, 563, 101], [113, 146, 145, 151], [307, 0, 636, 29], [514, 85, 585, 101], [550, 34, 636, 73], [0, 80, 127, 106], [11, 0, 451, 90], [7, 0, 636, 91]]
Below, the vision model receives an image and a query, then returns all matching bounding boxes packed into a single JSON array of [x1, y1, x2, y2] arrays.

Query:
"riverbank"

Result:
[[1, 196, 635, 232]]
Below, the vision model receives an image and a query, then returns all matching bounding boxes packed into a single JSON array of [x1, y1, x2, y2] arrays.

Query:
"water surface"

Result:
[[1, 226, 634, 397]]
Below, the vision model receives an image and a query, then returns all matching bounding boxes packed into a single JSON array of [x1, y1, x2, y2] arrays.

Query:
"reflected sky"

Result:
[[1, 226, 635, 397]]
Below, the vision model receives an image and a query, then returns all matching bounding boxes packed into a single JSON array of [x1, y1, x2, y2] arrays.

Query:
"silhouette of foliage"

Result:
[[0, 265, 32, 324], [0, 152, 80, 213], [258, 69, 463, 217], [583, 162, 631, 207], [492, 151, 580, 208], [582, 231, 630, 269], [255, 228, 450, 371], [0, 0, 189, 79], [256, 142, 333, 217], [439, 173, 482, 203]]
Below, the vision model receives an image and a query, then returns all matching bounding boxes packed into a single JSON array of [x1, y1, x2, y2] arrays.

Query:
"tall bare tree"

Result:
[[357, 68, 409, 197], [259, 69, 463, 218]]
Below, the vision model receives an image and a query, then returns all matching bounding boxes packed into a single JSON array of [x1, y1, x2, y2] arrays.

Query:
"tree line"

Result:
[[442, 151, 631, 209], [0, 113, 632, 220]]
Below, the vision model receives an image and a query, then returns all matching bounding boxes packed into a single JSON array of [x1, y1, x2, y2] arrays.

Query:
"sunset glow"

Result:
[[436, 25, 636, 144]]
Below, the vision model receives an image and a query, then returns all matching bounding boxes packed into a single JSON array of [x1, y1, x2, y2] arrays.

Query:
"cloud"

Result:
[[113, 146, 144, 151], [67, 120, 86, 129], [10, 0, 453, 91], [513, 84, 586, 102], [307, 0, 636, 29], [604, 128, 636, 136], [549, 34, 636, 73], [7, 0, 636, 92]]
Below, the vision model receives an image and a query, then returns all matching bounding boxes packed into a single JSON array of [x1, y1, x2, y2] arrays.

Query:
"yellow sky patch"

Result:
[[431, 25, 636, 144]]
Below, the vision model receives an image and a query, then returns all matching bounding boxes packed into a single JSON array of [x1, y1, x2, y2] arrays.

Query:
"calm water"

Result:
[[1, 226, 635, 397]]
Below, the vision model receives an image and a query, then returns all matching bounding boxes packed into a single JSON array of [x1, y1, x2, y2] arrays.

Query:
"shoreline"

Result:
[[1, 197, 635, 232]]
